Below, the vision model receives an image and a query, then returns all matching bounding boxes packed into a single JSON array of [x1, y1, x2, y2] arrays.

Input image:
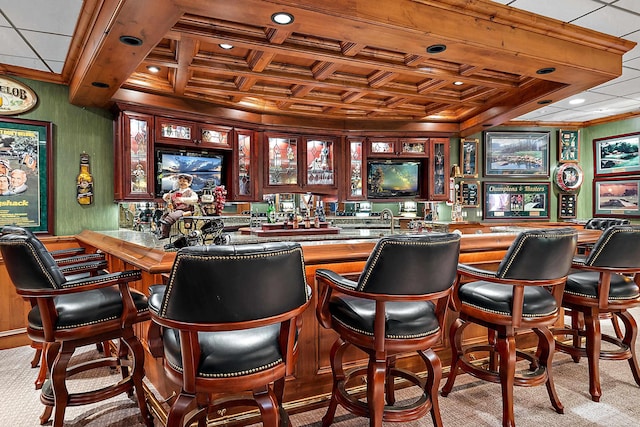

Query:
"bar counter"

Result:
[[69, 226, 601, 426]]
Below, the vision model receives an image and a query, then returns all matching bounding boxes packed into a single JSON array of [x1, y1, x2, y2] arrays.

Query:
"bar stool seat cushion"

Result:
[[565, 272, 639, 300], [329, 296, 439, 338], [161, 325, 283, 377], [28, 287, 149, 330], [459, 281, 558, 317]]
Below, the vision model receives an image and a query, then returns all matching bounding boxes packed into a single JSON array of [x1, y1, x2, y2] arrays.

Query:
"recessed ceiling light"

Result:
[[91, 81, 109, 88], [453, 81, 464, 86], [146, 66, 160, 73], [569, 98, 585, 105], [119, 35, 143, 46], [219, 43, 234, 50], [426, 44, 447, 54], [536, 67, 556, 75], [271, 12, 294, 25]]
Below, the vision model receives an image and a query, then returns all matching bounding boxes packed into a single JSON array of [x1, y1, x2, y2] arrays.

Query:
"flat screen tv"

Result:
[[367, 160, 421, 198], [155, 148, 224, 196]]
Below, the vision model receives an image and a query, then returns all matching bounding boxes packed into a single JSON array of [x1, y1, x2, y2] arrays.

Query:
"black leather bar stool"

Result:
[[0, 232, 152, 427], [148, 242, 311, 427], [442, 228, 577, 427], [1, 226, 110, 388], [316, 233, 461, 427], [554, 225, 640, 402]]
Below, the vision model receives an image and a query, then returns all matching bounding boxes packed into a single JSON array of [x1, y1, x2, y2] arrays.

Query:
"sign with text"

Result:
[[483, 182, 550, 220]]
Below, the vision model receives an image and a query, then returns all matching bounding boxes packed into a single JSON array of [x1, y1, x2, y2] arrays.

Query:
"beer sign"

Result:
[[0, 75, 38, 115]]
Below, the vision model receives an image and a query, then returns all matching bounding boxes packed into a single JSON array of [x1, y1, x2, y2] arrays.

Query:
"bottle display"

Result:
[[267, 200, 276, 223], [76, 153, 94, 205]]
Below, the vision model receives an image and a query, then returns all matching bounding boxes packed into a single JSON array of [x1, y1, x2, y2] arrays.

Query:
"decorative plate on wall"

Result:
[[554, 163, 584, 192]]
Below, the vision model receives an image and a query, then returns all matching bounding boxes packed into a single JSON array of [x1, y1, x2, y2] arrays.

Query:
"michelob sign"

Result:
[[0, 76, 38, 115]]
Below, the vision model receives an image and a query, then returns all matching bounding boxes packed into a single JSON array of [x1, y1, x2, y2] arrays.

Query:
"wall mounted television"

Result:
[[367, 160, 421, 198], [155, 148, 224, 197]]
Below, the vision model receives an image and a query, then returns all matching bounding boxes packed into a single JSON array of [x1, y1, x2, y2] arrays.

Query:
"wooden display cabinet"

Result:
[[428, 137, 450, 201], [302, 136, 338, 193], [264, 133, 338, 195], [155, 117, 232, 150], [232, 129, 258, 201], [367, 137, 428, 158], [345, 137, 365, 200], [114, 111, 155, 200]]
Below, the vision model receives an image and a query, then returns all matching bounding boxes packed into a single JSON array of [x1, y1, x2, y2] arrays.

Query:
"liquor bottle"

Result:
[[76, 153, 94, 205], [267, 200, 276, 223]]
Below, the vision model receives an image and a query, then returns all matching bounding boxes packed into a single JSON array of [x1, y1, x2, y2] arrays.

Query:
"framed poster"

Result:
[[593, 178, 640, 218], [483, 182, 550, 220], [460, 138, 478, 177], [0, 117, 53, 234], [593, 132, 640, 177], [484, 131, 550, 177], [558, 129, 579, 162], [459, 180, 480, 207]]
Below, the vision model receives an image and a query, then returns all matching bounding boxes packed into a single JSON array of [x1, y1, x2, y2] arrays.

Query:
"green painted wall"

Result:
[[580, 117, 640, 222], [10, 77, 117, 235]]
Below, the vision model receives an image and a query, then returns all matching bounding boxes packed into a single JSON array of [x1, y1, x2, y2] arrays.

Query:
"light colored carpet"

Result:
[[2, 313, 640, 426]]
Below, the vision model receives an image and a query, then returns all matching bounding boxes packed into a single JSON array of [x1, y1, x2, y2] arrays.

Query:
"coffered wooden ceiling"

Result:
[[34, 0, 640, 135]]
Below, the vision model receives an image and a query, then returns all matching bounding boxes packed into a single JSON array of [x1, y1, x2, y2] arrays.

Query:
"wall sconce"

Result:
[[451, 164, 462, 178]]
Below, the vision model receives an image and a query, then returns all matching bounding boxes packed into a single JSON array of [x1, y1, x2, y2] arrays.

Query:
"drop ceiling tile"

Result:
[[591, 80, 640, 97], [0, 54, 48, 72], [0, 27, 35, 57], [22, 29, 72, 62], [553, 92, 616, 109], [571, 5, 640, 37], [611, 0, 640, 14], [504, 0, 604, 23], [0, 0, 82, 35]]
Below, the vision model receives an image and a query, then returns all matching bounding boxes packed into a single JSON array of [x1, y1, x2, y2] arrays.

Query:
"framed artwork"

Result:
[[558, 193, 577, 219], [483, 182, 550, 220], [460, 138, 478, 177], [593, 178, 640, 218], [484, 131, 550, 177], [558, 129, 579, 162], [459, 180, 480, 207], [0, 117, 53, 234], [593, 132, 640, 177]]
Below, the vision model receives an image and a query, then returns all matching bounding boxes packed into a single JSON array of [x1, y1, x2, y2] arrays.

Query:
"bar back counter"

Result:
[[0, 224, 601, 425]]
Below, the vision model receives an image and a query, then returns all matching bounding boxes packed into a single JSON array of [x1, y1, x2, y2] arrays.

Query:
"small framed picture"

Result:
[[459, 180, 480, 208], [558, 193, 577, 219], [558, 129, 579, 163], [593, 178, 640, 217], [460, 138, 478, 178], [593, 132, 640, 177]]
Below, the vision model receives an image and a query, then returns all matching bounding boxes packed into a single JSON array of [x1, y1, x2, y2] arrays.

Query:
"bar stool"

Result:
[[148, 242, 311, 427], [442, 228, 577, 427], [0, 232, 152, 427], [554, 225, 640, 402], [316, 233, 461, 427]]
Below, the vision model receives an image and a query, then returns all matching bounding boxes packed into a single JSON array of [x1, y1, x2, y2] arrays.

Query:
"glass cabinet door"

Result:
[[233, 129, 255, 200], [267, 135, 299, 187], [305, 138, 335, 187], [429, 138, 450, 201], [116, 111, 154, 200], [347, 138, 364, 199]]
